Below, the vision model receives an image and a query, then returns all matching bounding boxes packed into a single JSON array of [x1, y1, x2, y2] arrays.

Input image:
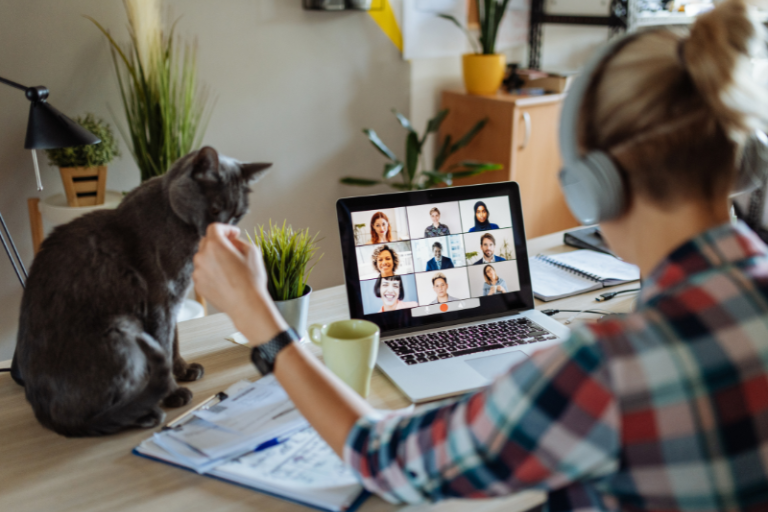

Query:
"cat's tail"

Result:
[[47, 320, 172, 437]]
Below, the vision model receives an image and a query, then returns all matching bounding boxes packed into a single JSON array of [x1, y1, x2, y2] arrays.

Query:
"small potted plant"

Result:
[[45, 113, 120, 207], [250, 221, 323, 341], [341, 108, 501, 190], [440, 0, 512, 95]]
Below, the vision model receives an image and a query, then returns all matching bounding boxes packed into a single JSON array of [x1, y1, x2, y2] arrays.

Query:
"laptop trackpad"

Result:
[[464, 350, 529, 380]]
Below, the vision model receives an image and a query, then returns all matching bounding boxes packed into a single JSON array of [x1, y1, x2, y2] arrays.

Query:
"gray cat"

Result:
[[12, 147, 270, 437]]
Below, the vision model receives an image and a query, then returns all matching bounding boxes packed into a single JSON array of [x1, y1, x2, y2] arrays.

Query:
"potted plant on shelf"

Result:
[[250, 221, 323, 341], [439, 0, 512, 95], [87, 0, 212, 182], [45, 113, 120, 207], [341, 108, 501, 190]]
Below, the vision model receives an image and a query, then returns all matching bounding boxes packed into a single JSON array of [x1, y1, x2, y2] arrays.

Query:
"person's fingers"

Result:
[[230, 237, 252, 256]]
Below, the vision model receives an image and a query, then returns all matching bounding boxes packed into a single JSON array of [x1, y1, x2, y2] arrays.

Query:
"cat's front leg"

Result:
[[172, 324, 205, 382]]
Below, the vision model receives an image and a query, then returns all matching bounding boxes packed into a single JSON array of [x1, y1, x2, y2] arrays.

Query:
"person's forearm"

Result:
[[233, 295, 375, 458]]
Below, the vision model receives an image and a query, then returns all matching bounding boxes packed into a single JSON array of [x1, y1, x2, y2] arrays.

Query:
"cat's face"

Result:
[[167, 147, 271, 235]]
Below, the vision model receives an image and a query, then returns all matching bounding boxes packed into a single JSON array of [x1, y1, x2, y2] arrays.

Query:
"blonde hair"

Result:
[[431, 272, 447, 285], [579, 0, 768, 206]]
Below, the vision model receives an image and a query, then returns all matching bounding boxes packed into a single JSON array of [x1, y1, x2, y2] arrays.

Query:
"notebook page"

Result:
[[529, 256, 602, 301], [546, 250, 639, 283]]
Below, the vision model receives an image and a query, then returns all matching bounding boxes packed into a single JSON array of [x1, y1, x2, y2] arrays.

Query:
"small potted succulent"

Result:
[[250, 221, 323, 341], [45, 113, 120, 207], [440, 0, 512, 95]]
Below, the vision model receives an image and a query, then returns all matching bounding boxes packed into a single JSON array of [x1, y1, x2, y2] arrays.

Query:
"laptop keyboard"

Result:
[[384, 318, 557, 365]]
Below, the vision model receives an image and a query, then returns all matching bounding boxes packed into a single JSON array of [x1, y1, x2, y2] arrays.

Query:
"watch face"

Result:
[[251, 346, 272, 375]]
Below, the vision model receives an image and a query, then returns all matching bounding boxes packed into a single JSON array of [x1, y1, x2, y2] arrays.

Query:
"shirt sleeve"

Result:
[[343, 328, 620, 504]]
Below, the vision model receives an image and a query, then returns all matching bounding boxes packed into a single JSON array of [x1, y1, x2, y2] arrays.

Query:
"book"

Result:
[[135, 426, 368, 512], [133, 376, 368, 512], [529, 249, 640, 301]]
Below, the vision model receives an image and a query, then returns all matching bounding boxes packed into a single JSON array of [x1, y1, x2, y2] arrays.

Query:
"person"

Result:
[[425, 241, 454, 271], [481, 265, 507, 296], [374, 275, 418, 312], [472, 233, 505, 264], [192, 2, 768, 509], [424, 207, 450, 237], [467, 201, 499, 232], [367, 211, 392, 244], [428, 273, 459, 304], [370, 245, 398, 277]]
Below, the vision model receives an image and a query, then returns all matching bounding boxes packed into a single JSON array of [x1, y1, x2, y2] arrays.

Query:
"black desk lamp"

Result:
[[0, 75, 100, 289]]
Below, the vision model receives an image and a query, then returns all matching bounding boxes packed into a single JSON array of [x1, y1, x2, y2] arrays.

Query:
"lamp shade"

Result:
[[24, 100, 100, 150]]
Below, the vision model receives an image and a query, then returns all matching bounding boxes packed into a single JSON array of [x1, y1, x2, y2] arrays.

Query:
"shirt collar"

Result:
[[639, 221, 767, 305]]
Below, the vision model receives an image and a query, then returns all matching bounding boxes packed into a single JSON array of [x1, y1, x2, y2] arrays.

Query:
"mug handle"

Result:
[[308, 324, 324, 345]]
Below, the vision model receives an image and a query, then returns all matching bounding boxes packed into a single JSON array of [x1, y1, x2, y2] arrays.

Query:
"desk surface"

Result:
[[0, 231, 637, 512]]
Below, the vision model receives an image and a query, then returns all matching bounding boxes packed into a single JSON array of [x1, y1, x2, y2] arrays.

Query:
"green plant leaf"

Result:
[[434, 134, 452, 171], [383, 162, 404, 179], [406, 131, 420, 182], [341, 177, 382, 186], [392, 109, 416, 134], [363, 128, 397, 161], [449, 160, 503, 172], [450, 118, 488, 154], [436, 14, 481, 53], [425, 108, 449, 135]]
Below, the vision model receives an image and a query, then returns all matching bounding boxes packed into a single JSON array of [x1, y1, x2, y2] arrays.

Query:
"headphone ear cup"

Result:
[[559, 151, 625, 225], [733, 130, 768, 196]]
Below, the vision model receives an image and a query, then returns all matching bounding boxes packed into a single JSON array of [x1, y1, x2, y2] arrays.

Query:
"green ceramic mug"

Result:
[[309, 319, 380, 398]]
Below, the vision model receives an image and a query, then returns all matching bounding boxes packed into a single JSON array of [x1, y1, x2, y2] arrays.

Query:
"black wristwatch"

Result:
[[250, 328, 300, 375]]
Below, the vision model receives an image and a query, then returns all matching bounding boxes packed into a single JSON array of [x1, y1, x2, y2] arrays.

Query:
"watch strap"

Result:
[[250, 328, 299, 375]]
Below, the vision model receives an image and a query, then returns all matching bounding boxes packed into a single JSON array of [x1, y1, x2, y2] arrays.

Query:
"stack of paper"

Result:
[[134, 376, 368, 512]]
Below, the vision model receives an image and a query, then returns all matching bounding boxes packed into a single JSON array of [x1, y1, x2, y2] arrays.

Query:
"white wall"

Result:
[[0, 0, 409, 361]]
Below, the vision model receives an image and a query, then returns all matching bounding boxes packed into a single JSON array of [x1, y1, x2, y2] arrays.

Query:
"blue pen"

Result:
[[253, 435, 291, 452]]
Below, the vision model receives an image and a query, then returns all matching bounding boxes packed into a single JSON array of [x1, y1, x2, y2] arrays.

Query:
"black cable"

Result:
[[595, 287, 641, 302]]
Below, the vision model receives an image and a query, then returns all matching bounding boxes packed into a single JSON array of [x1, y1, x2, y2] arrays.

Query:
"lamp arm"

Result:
[[0, 76, 29, 92]]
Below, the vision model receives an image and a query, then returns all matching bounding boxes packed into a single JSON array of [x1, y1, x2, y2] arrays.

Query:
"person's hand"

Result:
[[193, 223, 286, 344]]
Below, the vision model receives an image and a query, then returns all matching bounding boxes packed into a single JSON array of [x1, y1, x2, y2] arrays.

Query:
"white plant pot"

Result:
[[39, 190, 123, 228], [274, 285, 312, 342]]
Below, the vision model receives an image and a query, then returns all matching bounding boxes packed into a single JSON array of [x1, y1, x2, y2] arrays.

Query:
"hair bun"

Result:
[[685, 0, 768, 139]]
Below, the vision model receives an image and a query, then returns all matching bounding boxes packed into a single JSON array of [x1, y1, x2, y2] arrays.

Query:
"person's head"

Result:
[[369, 212, 391, 243], [483, 265, 497, 284], [432, 273, 448, 297], [371, 245, 399, 277], [473, 201, 489, 225], [430, 207, 441, 225], [432, 241, 442, 258], [480, 233, 496, 258], [374, 275, 404, 306], [571, 0, 768, 257]]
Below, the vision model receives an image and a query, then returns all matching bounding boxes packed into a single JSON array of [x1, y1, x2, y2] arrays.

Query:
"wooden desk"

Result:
[[0, 231, 637, 512]]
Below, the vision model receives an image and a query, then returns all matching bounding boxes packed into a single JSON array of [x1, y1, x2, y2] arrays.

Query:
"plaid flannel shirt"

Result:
[[344, 221, 768, 511]]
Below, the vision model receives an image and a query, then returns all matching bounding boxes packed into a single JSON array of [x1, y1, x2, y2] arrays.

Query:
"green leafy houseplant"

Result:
[[87, 0, 212, 182], [341, 108, 501, 191], [45, 114, 120, 168], [250, 221, 323, 302], [439, 0, 512, 55]]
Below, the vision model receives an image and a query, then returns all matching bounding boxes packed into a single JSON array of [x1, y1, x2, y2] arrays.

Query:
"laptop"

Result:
[[336, 182, 570, 403]]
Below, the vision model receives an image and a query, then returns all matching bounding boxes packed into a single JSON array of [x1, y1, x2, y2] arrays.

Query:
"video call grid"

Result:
[[352, 198, 520, 314]]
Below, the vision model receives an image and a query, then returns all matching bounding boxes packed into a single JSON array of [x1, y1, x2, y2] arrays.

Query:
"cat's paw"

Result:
[[163, 387, 193, 408], [175, 362, 205, 382], [135, 407, 166, 429]]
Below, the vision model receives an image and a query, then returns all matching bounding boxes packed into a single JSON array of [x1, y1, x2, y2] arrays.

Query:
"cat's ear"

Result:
[[241, 162, 272, 183], [192, 146, 221, 184]]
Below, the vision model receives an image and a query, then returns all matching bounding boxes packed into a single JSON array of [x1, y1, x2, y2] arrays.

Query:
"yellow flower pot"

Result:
[[462, 53, 506, 95]]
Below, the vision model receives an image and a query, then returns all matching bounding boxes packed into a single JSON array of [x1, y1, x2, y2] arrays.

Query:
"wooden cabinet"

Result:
[[438, 90, 579, 239]]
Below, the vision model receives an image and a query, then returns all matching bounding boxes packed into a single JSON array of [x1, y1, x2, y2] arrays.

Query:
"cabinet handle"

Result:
[[519, 112, 531, 150]]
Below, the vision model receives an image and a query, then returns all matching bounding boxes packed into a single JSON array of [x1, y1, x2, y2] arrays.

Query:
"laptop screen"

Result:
[[336, 182, 534, 336]]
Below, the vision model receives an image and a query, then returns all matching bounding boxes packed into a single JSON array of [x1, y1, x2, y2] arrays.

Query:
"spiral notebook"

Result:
[[529, 249, 640, 301]]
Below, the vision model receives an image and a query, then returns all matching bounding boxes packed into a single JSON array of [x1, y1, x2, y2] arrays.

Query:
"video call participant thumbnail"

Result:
[[473, 233, 505, 265], [374, 275, 418, 312], [429, 273, 460, 305], [424, 207, 450, 237], [482, 265, 507, 296], [468, 201, 499, 232], [425, 241, 454, 271], [368, 211, 393, 245], [371, 244, 400, 277]]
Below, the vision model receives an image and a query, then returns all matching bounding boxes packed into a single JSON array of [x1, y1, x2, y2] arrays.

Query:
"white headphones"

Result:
[[558, 34, 768, 225]]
